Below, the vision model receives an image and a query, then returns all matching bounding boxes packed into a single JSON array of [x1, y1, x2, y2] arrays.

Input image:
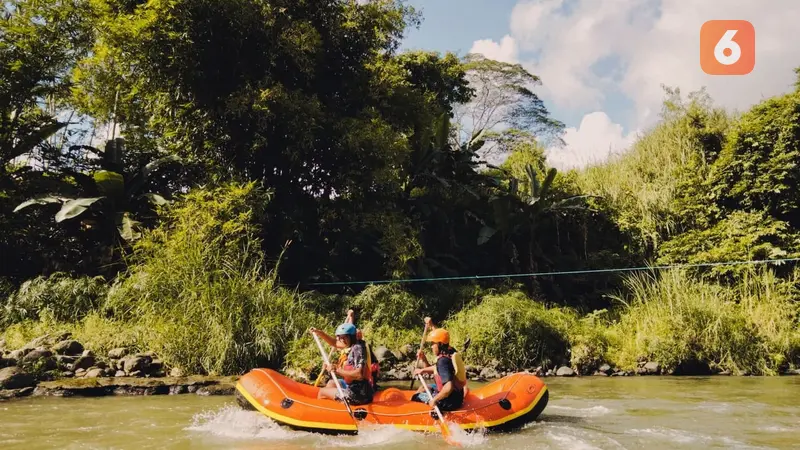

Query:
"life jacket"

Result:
[[432, 348, 467, 392], [339, 340, 374, 386]]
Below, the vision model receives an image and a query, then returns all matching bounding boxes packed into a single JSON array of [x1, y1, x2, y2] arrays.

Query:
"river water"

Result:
[[2, 376, 799, 449]]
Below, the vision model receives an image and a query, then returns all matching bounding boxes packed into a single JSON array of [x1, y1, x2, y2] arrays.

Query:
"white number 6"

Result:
[[714, 30, 741, 65]]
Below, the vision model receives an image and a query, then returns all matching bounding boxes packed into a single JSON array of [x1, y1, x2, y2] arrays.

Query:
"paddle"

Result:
[[417, 374, 461, 447], [311, 331, 359, 431], [409, 320, 430, 389], [314, 347, 338, 387]]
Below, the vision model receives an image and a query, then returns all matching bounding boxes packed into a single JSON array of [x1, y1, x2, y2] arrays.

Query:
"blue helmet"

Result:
[[335, 323, 357, 337]]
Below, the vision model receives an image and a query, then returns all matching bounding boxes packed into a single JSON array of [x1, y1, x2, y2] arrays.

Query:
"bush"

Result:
[[610, 268, 800, 375], [445, 290, 576, 370], [1, 273, 108, 327], [568, 309, 617, 375], [351, 284, 424, 329]]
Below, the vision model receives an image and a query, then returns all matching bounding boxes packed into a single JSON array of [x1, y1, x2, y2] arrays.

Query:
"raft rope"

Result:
[[304, 257, 800, 286]]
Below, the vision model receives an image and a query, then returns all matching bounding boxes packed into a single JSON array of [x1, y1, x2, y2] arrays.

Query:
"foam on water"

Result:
[[548, 405, 613, 417], [694, 401, 732, 413], [186, 405, 488, 448], [626, 427, 709, 444], [186, 405, 307, 441], [319, 424, 421, 448], [760, 425, 796, 433], [536, 424, 626, 450], [624, 426, 754, 447], [543, 428, 603, 450]]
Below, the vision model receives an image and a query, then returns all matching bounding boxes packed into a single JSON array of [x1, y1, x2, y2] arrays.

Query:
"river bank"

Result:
[[3, 331, 799, 401]]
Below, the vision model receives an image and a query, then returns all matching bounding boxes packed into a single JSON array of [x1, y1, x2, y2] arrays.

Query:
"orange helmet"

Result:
[[426, 328, 450, 345]]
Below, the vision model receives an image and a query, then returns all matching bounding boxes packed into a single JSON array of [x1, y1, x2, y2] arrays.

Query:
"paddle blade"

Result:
[[439, 420, 462, 447]]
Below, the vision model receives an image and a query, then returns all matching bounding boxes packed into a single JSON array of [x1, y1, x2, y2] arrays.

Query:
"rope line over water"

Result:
[[305, 257, 800, 287]]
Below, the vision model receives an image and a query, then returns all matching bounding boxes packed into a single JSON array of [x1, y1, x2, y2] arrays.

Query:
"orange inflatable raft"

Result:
[[235, 368, 549, 435]]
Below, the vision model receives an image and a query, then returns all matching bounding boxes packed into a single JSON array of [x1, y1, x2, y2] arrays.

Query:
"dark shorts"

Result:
[[412, 384, 464, 411], [334, 379, 373, 405]]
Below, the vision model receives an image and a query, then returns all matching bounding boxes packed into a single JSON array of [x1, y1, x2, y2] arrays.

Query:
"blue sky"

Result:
[[394, 0, 800, 169], [400, 0, 518, 56], [397, 0, 631, 136]]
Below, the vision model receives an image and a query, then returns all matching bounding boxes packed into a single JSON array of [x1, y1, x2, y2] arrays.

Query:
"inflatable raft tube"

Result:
[[235, 368, 548, 435]]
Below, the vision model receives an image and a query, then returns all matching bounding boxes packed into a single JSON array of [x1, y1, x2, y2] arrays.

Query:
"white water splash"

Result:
[[186, 405, 485, 448], [315, 420, 488, 448], [320, 424, 421, 448], [186, 405, 307, 441], [444, 421, 489, 448]]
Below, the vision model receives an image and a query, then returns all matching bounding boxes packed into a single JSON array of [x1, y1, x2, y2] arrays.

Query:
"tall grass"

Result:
[[1, 311, 151, 356], [103, 181, 324, 375], [610, 267, 800, 375], [1, 273, 108, 327], [576, 89, 731, 252]]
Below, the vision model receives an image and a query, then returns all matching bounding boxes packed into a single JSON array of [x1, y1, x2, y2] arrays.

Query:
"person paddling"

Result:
[[346, 310, 381, 391], [411, 320, 466, 411], [310, 323, 374, 405]]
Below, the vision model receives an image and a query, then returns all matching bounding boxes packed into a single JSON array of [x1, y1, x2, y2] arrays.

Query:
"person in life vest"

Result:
[[345, 309, 381, 391], [411, 323, 467, 411], [310, 322, 374, 405]]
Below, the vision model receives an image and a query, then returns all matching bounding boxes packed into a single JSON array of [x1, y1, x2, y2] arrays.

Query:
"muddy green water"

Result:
[[2, 377, 799, 449]]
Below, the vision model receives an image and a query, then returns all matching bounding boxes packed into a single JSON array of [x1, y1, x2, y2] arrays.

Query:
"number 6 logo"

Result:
[[714, 30, 741, 65], [700, 20, 755, 75]]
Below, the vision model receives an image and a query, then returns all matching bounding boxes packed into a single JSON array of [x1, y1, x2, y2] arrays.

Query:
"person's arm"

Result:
[[430, 381, 453, 406], [336, 366, 363, 380], [425, 316, 437, 330], [415, 316, 436, 364], [309, 327, 336, 347], [416, 350, 431, 366], [346, 309, 355, 324], [413, 365, 435, 376]]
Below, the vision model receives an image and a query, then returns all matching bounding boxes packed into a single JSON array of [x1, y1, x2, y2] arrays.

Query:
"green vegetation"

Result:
[[2, 0, 799, 377], [609, 268, 800, 376]]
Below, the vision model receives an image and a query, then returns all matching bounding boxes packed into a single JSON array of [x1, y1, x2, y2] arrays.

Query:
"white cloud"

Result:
[[545, 111, 639, 170], [469, 35, 519, 63], [470, 0, 800, 168]]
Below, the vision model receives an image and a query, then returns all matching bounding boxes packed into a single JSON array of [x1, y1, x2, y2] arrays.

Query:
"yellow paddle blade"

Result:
[[439, 420, 462, 447], [313, 370, 325, 387]]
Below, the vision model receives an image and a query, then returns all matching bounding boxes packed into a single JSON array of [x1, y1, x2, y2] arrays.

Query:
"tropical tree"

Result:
[[453, 53, 565, 161], [14, 138, 181, 270], [1, 0, 95, 282]]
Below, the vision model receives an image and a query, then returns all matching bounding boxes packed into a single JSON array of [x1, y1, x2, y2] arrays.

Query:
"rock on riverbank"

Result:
[[0, 332, 236, 400], [32, 375, 238, 397]]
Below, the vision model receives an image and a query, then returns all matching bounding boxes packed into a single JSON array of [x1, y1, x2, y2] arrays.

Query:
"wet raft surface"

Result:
[[2, 376, 799, 449]]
